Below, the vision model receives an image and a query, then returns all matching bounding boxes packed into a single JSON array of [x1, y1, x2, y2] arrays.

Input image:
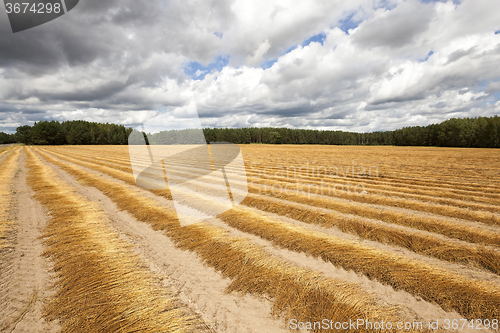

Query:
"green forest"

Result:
[[1, 115, 499, 147], [3, 120, 133, 145]]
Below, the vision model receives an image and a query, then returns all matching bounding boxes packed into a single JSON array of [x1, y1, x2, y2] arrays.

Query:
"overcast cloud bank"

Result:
[[0, 0, 499, 133]]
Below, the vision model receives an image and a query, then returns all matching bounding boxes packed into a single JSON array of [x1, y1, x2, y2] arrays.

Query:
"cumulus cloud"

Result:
[[352, 0, 435, 49], [0, 0, 499, 133]]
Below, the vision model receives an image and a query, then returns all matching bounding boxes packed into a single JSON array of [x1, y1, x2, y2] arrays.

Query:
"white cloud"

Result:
[[244, 39, 271, 66], [352, 0, 435, 49], [0, 0, 499, 133]]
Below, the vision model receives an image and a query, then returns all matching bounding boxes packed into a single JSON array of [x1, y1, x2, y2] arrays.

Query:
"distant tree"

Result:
[[15, 120, 133, 145], [16, 125, 32, 144], [0, 132, 16, 144], [269, 131, 281, 144], [243, 130, 251, 144]]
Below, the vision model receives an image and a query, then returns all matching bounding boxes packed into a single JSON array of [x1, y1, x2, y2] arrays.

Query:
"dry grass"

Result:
[[240, 145, 500, 202], [135, 161, 500, 275], [246, 168, 500, 218], [0, 148, 20, 252], [240, 145, 500, 183], [40, 147, 500, 274], [36, 147, 500, 320], [244, 163, 500, 206], [47, 148, 500, 225], [241, 195, 500, 274], [25, 148, 209, 333], [44, 147, 500, 226], [48, 145, 500, 198], [218, 207, 500, 320], [69, 152, 500, 275], [251, 185, 500, 247], [129, 163, 500, 275], [32, 148, 412, 333]]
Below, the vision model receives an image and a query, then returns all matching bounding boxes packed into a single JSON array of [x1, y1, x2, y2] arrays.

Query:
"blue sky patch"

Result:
[[420, 50, 434, 62], [260, 16, 359, 70], [261, 59, 278, 69], [420, 0, 445, 3], [375, 0, 398, 10], [260, 44, 299, 69], [301, 32, 326, 46], [338, 13, 360, 33], [184, 55, 229, 80], [420, 0, 462, 4]]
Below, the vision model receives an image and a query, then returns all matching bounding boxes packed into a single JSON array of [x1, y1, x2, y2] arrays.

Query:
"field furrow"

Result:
[[44, 147, 500, 223], [25, 148, 210, 333], [32, 148, 407, 332], [37, 147, 500, 274], [60, 144, 500, 192], [55, 145, 500, 210], [33, 147, 500, 321], [27, 144, 500, 332], [246, 162, 500, 192], [250, 184, 500, 246], [39, 148, 500, 248]]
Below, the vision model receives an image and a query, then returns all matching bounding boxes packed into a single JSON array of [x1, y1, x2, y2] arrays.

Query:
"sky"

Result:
[[0, 0, 499, 133]]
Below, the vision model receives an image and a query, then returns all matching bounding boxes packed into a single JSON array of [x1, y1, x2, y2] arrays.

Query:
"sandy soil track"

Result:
[[0, 149, 60, 333]]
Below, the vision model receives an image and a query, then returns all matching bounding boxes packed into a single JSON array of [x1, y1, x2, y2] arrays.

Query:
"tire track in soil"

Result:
[[0, 148, 60, 333]]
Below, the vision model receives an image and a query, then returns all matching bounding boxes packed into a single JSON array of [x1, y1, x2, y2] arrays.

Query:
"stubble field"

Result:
[[0, 144, 499, 332]]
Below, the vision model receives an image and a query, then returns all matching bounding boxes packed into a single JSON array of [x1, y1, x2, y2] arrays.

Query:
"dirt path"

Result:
[[0, 149, 60, 333]]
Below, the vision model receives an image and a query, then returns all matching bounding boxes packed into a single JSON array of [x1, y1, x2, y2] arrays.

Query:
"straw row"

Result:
[[46, 146, 500, 220], [25, 148, 209, 333], [242, 194, 500, 274], [44, 147, 500, 225], [31, 148, 411, 333], [248, 164, 500, 204], [244, 158, 500, 190], [34, 148, 500, 320], [249, 184, 500, 246], [37, 147, 500, 274], [240, 147, 500, 192], [81, 152, 500, 276], [0, 148, 20, 252], [240, 156, 500, 202], [218, 208, 500, 320], [48, 145, 500, 198], [38, 148, 500, 249], [245, 168, 500, 218]]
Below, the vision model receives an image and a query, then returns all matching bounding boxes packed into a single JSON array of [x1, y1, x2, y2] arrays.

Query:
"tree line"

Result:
[[0, 132, 16, 144], [392, 116, 500, 148], [201, 127, 394, 145], [0, 115, 498, 147], [12, 120, 133, 145]]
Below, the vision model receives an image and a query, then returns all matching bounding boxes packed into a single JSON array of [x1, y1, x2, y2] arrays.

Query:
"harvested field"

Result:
[[2, 144, 500, 332]]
